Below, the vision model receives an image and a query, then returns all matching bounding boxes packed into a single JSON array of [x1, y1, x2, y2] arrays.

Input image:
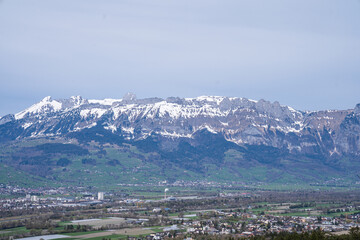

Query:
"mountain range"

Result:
[[1, 94, 360, 188]]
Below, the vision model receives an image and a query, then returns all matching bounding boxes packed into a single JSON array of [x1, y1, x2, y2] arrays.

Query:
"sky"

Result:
[[0, 0, 360, 116]]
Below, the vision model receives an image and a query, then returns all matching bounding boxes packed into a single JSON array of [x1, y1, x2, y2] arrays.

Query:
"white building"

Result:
[[98, 192, 104, 200], [153, 208, 162, 213], [30, 195, 38, 202]]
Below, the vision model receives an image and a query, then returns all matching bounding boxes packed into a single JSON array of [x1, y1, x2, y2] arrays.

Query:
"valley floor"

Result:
[[2, 186, 360, 239]]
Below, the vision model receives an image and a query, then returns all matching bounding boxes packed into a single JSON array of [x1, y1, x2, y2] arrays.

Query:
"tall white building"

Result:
[[98, 192, 104, 200]]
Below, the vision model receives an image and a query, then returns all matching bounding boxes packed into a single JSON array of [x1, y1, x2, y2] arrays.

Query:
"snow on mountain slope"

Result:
[[15, 96, 62, 120], [1, 95, 358, 156]]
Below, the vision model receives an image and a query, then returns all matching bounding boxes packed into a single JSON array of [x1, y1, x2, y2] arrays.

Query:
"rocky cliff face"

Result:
[[0, 95, 358, 157]]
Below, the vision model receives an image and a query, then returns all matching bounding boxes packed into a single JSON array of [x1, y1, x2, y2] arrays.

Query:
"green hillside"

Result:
[[0, 134, 358, 189]]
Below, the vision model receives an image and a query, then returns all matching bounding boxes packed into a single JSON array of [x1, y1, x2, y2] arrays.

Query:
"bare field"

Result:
[[69, 218, 128, 227], [74, 228, 154, 238]]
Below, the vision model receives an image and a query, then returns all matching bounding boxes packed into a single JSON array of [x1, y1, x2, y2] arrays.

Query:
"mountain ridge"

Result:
[[1, 95, 358, 156], [1, 95, 359, 187]]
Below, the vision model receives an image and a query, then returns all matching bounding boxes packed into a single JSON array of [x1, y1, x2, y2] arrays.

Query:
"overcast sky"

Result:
[[1, 0, 360, 116]]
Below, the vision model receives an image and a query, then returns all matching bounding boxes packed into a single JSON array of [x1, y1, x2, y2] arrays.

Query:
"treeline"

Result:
[[0, 203, 107, 218], [254, 191, 360, 204], [289, 202, 316, 209], [34, 143, 89, 155]]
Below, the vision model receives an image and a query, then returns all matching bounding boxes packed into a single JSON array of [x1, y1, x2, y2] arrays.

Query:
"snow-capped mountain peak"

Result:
[[15, 96, 62, 120]]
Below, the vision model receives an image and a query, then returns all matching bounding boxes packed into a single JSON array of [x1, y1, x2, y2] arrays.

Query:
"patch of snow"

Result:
[[228, 138, 243, 145], [220, 121, 229, 126], [89, 98, 121, 105], [157, 130, 193, 138], [286, 127, 301, 133], [253, 123, 269, 129], [275, 125, 301, 133], [317, 116, 334, 120], [226, 129, 241, 135], [294, 121, 303, 126], [80, 108, 107, 118], [73, 122, 97, 132], [22, 122, 32, 129], [247, 98, 258, 103], [287, 106, 298, 113], [122, 127, 134, 134], [198, 125, 218, 134], [104, 124, 117, 133]]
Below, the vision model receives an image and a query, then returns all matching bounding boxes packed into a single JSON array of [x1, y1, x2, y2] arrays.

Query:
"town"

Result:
[[1, 184, 360, 239]]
